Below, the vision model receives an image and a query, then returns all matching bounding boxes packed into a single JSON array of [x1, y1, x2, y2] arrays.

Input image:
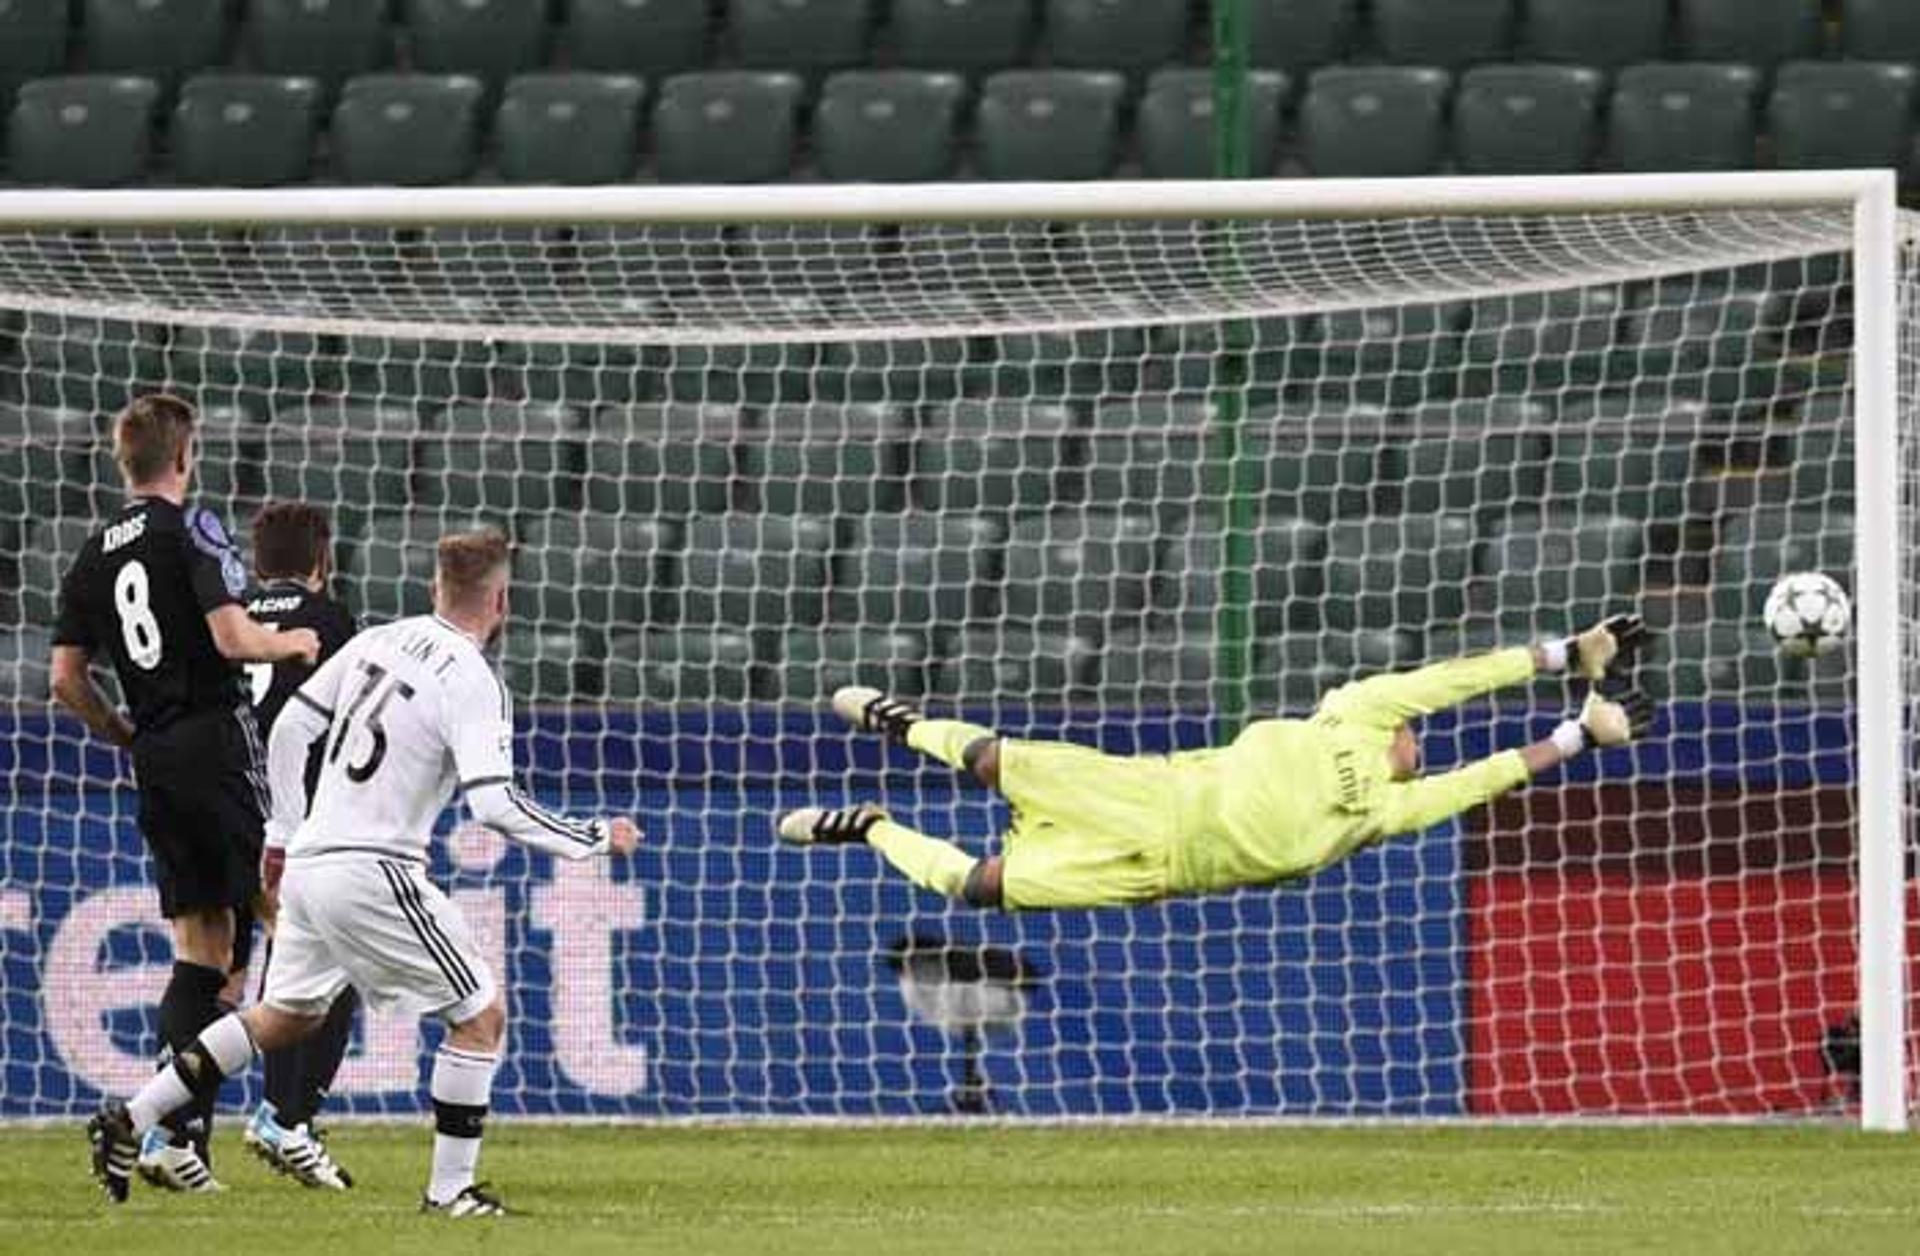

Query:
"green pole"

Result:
[[1210, 0, 1256, 739]]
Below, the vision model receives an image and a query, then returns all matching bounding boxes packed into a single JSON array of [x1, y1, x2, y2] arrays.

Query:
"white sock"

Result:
[[428, 1046, 497, 1204], [129, 1013, 255, 1133]]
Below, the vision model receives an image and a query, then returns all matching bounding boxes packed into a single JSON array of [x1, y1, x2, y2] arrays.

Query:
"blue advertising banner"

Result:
[[0, 707, 1487, 1118]]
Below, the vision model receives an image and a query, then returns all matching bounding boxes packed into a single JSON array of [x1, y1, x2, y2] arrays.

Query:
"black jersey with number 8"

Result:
[[53, 496, 250, 736]]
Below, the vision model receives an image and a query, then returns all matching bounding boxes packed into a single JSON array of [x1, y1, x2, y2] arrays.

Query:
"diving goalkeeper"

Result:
[[778, 617, 1653, 910]]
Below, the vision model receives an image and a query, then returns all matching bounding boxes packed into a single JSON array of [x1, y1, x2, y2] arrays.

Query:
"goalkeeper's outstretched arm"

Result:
[[1316, 616, 1647, 731], [1369, 689, 1654, 838]]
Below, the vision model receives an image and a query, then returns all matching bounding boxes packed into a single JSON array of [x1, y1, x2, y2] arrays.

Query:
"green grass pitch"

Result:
[[3, 1124, 1918, 1255]]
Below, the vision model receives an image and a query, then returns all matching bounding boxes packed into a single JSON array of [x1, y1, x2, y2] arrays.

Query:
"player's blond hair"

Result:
[[113, 393, 196, 486], [436, 527, 512, 607]]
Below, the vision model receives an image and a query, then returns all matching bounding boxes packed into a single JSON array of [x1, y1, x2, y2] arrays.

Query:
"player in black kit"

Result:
[[235, 502, 360, 1191], [51, 395, 319, 1197]]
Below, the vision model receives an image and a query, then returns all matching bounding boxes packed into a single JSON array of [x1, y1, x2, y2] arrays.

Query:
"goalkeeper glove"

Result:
[[1551, 687, 1656, 756], [1565, 613, 1650, 683]]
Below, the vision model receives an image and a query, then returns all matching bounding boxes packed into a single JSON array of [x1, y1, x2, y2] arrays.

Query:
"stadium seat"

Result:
[[889, 0, 1033, 71], [330, 74, 484, 185], [1463, 284, 1625, 392], [814, 71, 965, 182], [1609, 64, 1760, 173], [417, 403, 583, 515], [349, 510, 453, 621], [1843, 0, 1920, 62], [1137, 68, 1287, 179], [933, 625, 1097, 702], [341, 333, 491, 405], [606, 628, 756, 703], [1322, 514, 1476, 632], [1158, 516, 1328, 638], [179, 402, 266, 515], [912, 400, 1076, 514], [1255, 633, 1348, 713], [7, 76, 158, 187], [516, 514, 674, 630], [1452, 64, 1602, 175], [15, 311, 169, 412], [1002, 510, 1158, 641], [1098, 630, 1215, 710], [664, 338, 814, 405], [170, 75, 321, 187], [731, 0, 873, 73], [562, 0, 709, 75], [1547, 410, 1694, 524], [0, 627, 52, 703], [0, 0, 69, 108], [265, 403, 422, 536], [0, 404, 97, 520], [1677, 0, 1822, 68], [1400, 428, 1553, 523], [501, 626, 583, 700], [1715, 506, 1852, 620], [977, 325, 1145, 398], [976, 71, 1125, 181], [777, 627, 929, 701], [652, 72, 803, 184], [1522, 0, 1667, 67], [1787, 408, 1854, 512], [1618, 282, 1773, 399], [677, 514, 834, 629], [1243, 416, 1389, 524], [491, 334, 662, 406], [18, 519, 100, 626], [244, 0, 389, 92], [1480, 511, 1644, 632], [496, 73, 645, 185], [1299, 67, 1450, 178], [830, 513, 1003, 628], [400, 0, 549, 87], [584, 402, 738, 518], [82, 0, 228, 89], [1085, 397, 1210, 526], [1044, 0, 1189, 73], [817, 325, 970, 402], [1371, 0, 1513, 69], [740, 403, 909, 517], [1244, 0, 1356, 73], [1768, 61, 1917, 173]]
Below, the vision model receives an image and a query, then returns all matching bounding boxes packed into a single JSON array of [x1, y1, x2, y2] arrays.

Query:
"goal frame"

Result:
[[0, 170, 1904, 1130]]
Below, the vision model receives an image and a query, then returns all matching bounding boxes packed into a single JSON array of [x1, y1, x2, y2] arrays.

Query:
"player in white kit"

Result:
[[87, 529, 641, 1216]]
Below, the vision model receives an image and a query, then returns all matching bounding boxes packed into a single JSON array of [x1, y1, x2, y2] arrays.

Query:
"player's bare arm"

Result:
[[48, 645, 135, 749], [205, 604, 320, 666]]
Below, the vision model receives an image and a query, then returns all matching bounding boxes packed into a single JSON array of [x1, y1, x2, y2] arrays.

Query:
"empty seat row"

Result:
[[8, 59, 1918, 188], [7, 0, 1918, 101]]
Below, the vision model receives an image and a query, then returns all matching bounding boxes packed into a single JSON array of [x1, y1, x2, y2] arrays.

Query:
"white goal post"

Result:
[[0, 172, 1907, 1128]]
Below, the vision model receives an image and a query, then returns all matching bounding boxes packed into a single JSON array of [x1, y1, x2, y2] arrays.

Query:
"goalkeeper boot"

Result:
[[778, 804, 890, 846], [421, 1183, 508, 1218], [831, 686, 922, 743], [86, 1099, 139, 1204], [137, 1125, 224, 1193]]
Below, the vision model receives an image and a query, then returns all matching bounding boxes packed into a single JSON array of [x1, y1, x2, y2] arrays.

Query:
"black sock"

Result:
[[276, 988, 358, 1128], [157, 961, 227, 1151]]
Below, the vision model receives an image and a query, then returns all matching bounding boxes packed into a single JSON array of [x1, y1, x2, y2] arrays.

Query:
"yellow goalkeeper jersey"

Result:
[[1161, 647, 1535, 895]]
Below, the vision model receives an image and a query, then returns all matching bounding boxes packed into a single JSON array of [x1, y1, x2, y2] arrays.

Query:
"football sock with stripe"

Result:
[[867, 820, 979, 900], [429, 1046, 498, 1206], [156, 960, 226, 1147], [905, 720, 996, 773], [130, 1013, 257, 1134]]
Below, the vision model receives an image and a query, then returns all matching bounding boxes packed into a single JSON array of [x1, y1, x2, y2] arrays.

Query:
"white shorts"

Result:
[[264, 855, 496, 1024]]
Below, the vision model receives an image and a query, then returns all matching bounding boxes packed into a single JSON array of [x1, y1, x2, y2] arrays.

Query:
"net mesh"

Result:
[[0, 203, 1906, 1118]]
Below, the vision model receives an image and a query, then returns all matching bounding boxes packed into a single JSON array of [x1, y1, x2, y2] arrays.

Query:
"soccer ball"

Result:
[[1763, 572, 1851, 658]]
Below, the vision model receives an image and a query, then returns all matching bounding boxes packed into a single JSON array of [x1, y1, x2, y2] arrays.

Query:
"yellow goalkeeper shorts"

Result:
[[994, 737, 1177, 910]]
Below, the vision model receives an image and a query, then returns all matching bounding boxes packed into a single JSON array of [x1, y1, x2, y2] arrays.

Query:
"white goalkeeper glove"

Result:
[[1551, 688, 1656, 756], [1562, 613, 1650, 682]]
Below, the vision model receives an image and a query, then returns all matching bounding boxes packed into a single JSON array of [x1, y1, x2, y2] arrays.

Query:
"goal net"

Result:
[[0, 178, 1911, 1124]]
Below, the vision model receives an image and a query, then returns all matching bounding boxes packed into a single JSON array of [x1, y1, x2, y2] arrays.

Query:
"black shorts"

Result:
[[132, 706, 268, 919]]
